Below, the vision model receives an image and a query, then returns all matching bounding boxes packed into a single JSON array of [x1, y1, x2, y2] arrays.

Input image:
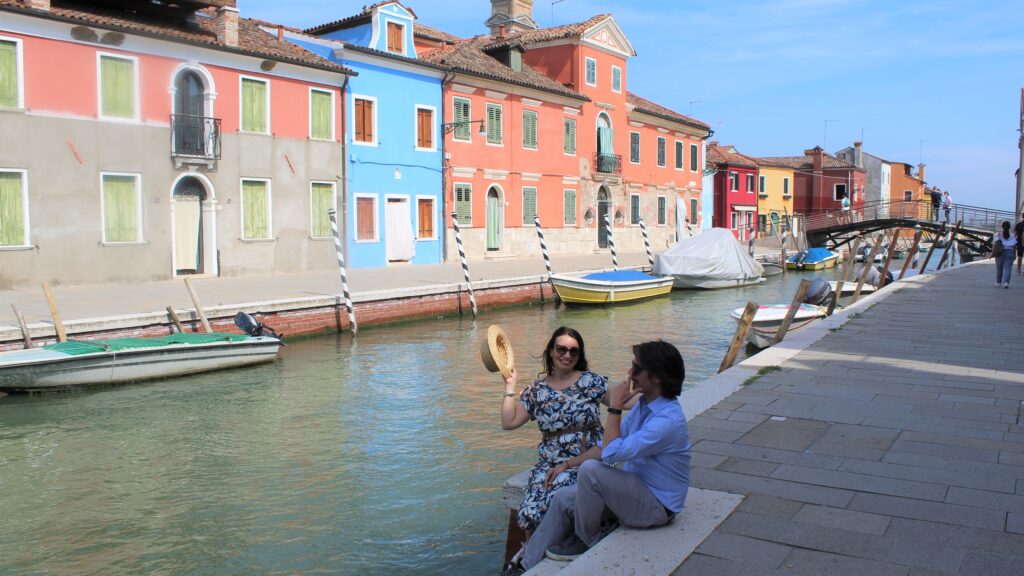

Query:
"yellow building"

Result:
[[754, 161, 795, 237]]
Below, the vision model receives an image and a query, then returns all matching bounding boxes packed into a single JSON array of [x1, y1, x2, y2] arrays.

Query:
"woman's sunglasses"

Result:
[[553, 345, 580, 358]]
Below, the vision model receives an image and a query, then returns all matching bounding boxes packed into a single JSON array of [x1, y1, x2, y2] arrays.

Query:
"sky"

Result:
[[241, 0, 1024, 212]]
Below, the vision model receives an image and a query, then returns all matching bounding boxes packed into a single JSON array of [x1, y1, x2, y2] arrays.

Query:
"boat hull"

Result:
[[550, 274, 674, 305], [670, 275, 764, 290], [0, 337, 281, 392], [786, 255, 838, 270], [730, 305, 826, 348], [760, 262, 784, 277]]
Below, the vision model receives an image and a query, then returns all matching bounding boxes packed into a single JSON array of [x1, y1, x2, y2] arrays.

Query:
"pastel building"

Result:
[[836, 141, 891, 216], [0, 0, 350, 288], [752, 159, 794, 236], [283, 1, 446, 268], [706, 143, 759, 240], [756, 147, 865, 216]]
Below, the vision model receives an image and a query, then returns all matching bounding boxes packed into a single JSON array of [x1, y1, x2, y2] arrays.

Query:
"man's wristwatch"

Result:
[[607, 407, 623, 415]]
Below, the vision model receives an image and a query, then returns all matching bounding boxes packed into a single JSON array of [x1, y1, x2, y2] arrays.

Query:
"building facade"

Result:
[[756, 147, 865, 216], [0, 0, 350, 288], [836, 141, 891, 215], [753, 162, 795, 237], [707, 143, 759, 241], [889, 161, 927, 218]]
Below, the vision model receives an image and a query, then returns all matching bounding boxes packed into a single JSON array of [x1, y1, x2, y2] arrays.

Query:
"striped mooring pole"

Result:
[[605, 212, 619, 271], [327, 209, 357, 334], [451, 212, 478, 318], [638, 217, 654, 267], [534, 215, 562, 306]]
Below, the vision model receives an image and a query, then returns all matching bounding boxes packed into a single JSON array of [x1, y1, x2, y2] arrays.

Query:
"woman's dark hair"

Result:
[[1002, 221, 1011, 240], [632, 340, 685, 399], [540, 326, 588, 376]]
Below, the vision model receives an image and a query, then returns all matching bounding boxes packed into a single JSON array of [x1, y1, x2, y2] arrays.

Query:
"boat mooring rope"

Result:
[[605, 213, 618, 271], [327, 209, 358, 335], [638, 217, 654, 267], [451, 212, 478, 317]]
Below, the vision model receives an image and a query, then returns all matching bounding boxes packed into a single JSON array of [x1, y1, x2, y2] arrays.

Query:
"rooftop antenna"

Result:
[[919, 139, 929, 165], [823, 119, 836, 150], [860, 127, 867, 143], [551, 0, 566, 26], [688, 100, 702, 115]]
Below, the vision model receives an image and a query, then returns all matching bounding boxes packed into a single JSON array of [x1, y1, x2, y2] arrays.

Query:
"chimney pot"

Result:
[[27, 0, 50, 10], [498, 24, 506, 39], [215, 6, 240, 48], [277, 25, 284, 40]]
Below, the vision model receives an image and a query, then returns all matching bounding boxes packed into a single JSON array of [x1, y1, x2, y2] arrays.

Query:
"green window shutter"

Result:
[[100, 56, 135, 119], [563, 190, 576, 225], [487, 104, 502, 144], [690, 144, 698, 171], [563, 119, 576, 154], [0, 40, 17, 108], [454, 98, 471, 140], [675, 142, 683, 169], [612, 67, 621, 91], [630, 195, 640, 224], [658, 197, 666, 225], [310, 90, 332, 140], [585, 58, 596, 84], [657, 138, 666, 166], [522, 187, 537, 225], [523, 110, 537, 149], [455, 184, 472, 225], [0, 171, 25, 246], [311, 183, 334, 237], [102, 175, 138, 242], [630, 133, 640, 163], [242, 180, 269, 239], [241, 78, 267, 133]]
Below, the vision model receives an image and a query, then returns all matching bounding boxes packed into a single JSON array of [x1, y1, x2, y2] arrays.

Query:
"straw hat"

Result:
[[480, 325, 515, 379]]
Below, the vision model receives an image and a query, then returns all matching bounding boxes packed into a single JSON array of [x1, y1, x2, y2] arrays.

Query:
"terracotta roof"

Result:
[[626, 91, 710, 132], [420, 35, 588, 101], [0, 0, 351, 74], [484, 14, 611, 50], [755, 151, 860, 171], [414, 23, 460, 44], [305, 1, 416, 36], [707, 144, 759, 169]]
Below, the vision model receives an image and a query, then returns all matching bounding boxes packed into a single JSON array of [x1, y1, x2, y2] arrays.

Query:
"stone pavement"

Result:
[[0, 251, 650, 327], [673, 261, 1024, 576]]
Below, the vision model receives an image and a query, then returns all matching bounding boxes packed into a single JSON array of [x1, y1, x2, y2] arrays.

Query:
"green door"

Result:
[[486, 188, 501, 251]]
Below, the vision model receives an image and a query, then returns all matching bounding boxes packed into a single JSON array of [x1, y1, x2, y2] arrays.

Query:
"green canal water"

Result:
[[0, 256, 945, 575]]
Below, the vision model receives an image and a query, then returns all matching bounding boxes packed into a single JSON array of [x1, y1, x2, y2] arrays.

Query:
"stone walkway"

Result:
[[674, 261, 1024, 575]]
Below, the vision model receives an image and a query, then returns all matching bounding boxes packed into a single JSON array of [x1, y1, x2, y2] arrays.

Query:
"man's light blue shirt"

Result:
[[600, 396, 691, 513]]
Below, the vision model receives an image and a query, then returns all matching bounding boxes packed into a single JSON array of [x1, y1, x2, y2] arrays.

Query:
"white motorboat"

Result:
[[730, 303, 827, 348], [654, 228, 764, 289]]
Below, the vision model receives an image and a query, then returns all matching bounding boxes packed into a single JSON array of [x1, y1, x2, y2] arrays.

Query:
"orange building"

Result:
[[890, 162, 927, 218]]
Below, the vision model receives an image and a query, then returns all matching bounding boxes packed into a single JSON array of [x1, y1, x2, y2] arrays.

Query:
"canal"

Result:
[[0, 254, 947, 575]]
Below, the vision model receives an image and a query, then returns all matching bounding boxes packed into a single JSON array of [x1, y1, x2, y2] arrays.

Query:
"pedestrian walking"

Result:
[[942, 191, 952, 223], [994, 221, 1017, 288], [930, 188, 942, 222], [1015, 217, 1024, 275]]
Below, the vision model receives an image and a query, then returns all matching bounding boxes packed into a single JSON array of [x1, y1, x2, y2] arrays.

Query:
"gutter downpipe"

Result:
[[441, 70, 455, 262]]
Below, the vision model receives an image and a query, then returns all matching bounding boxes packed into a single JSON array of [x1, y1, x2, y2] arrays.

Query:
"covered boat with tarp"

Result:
[[786, 247, 839, 270], [549, 270, 674, 305], [653, 228, 765, 289]]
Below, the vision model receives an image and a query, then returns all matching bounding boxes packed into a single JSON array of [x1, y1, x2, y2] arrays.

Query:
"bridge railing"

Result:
[[803, 200, 1014, 233]]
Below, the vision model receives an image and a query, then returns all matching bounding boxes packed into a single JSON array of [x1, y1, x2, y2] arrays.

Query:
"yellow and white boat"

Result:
[[550, 270, 674, 305], [786, 248, 839, 270]]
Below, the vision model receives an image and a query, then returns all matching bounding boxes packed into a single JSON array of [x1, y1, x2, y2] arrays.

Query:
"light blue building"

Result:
[[282, 2, 446, 268]]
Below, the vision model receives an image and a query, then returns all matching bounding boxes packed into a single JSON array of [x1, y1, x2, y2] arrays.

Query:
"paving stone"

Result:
[[883, 537, 967, 573], [890, 439, 1000, 463], [689, 415, 761, 434], [770, 464, 948, 501], [692, 439, 844, 471], [735, 493, 803, 519], [861, 417, 1008, 441], [670, 554, 777, 576], [692, 468, 854, 508], [726, 411, 769, 424], [840, 458, 1016, 494], [781, 548, 909, 576], [945, 486, 1024, 514], [999, 451, 1024, 466], [848, 493, 1006, 531], [716, 457, 780, 477], [957, 550, 1020, 575], [737, 418, 829, 451], [719, 511, 893, 559], [807, 423, 899, 460], [694, 532, 792, 569], [689, 427, 747, 443], [900, 430, 1024, 455], [939, 393, 995, 405], [792, 504, 891, 536], [1007, 512, 1024, 535], [937, 416, 1009, 432], [691, 452, 728, 469]]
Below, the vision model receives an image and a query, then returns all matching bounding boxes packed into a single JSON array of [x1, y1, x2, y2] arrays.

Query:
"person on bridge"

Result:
[[942, 191, 953, 223], [1015, 217, 1023, 275], [512, 340, 690, 573], [930, 188, 943, 221], [995, 221, 1017, 288]]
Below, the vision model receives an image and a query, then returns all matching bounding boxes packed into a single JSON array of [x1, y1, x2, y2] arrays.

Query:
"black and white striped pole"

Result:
[[451, 212, 477, 318], [534, 215, 562, 306], [605, 212, 618, 271], [638, 216, 654, 267], [327, 209, 357, 335]]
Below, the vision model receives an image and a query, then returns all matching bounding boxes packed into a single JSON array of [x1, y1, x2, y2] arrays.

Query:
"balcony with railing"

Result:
[[594, 153, 622, 174], [171, 114, 221, 162]]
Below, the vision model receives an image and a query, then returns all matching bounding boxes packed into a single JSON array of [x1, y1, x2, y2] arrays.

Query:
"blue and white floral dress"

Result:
[[517, 371, 607, 531]]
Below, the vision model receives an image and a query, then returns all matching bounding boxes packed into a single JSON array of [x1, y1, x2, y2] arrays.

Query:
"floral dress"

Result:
[[516, 371, 607, 531]]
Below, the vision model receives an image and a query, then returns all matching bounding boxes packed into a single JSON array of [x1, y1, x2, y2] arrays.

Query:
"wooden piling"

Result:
[[773, 280, 811, 345], [719, 302, 759, 373], [851, 232, 886, 304], [828, 236, 864, 315], [937, 220, 962, 269], [183, 277, 212, 333], [41, 282, 67, 343], [898, 230, 924, 280], [166, 305, 185, 333], [918, 222, 946, 275], [10, 303, 32, 349], [876, 230, 901, 288]]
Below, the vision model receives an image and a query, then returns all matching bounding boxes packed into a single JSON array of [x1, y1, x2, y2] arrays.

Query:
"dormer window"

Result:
[[386, 22, 404, 54], [510, 49, 522, 72]]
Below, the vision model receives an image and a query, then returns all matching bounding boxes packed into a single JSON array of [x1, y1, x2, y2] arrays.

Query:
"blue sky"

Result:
[[243, 0, 1024, 211]]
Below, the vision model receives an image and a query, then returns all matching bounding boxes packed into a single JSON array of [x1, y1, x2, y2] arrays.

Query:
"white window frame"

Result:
[[759, 175, 767, 196], [353, 192, 380, 242], [351, 93, 378, 147], [0, 35, 25, 109], [630, 193, 641, 225], [308, 87, 335, 141], [629, 131, 641, 164], [486, 102, 503, 147], [415, 194, 437, 241], [97, 52, 140, 123], [746, 173, 755, 194], [903, 190, 913, 202], [99, 171, 144, 244], [238, 177, 273, 241], [731, 211, 737, 230], [563, 117, 577, 157], [690, 198, 699, 225], [584, 57, 597, 87], [690, 143, 699, 173], [729, 172, 738, 192], [783, 177, 791, 197], [414, 104, 437, 152], [834, 183, 847, 201], [309, 180, 337, 239], [611, 65, 622, 93], [238, 74, 271, 135], [563, 188, 577, 226], [452, 96, 472, 143], [657, 136, 667, 167], [454, 182, 473, 227], [0, 168, 30, 249], [674, 140, 684, 171], [656, 195, 667, 226]]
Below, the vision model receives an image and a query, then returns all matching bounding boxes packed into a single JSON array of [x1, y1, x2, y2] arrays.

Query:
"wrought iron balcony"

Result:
[[171, 114, 221, 160], [594, 153, 622, 174]]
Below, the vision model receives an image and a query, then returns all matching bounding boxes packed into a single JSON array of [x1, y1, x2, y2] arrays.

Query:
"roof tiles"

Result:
[[627, 91, 710, 132]]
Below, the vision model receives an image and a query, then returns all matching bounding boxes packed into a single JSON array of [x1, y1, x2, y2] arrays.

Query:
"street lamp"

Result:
[[442, 119, 487, 135]]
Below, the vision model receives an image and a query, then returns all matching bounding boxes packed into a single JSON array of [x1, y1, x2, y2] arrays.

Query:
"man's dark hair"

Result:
[[632, 340, 685, 399]]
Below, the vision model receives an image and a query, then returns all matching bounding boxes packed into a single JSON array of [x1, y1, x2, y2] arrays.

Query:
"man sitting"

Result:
[[512, 340, 691, 572]]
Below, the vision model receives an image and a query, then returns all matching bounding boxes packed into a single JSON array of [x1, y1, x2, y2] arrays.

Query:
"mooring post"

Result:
[[183, 277, 212, 333], [605, 213, 618, 270], [876, 229, 901, 288], [41, 282, 68, 343], [719, 302, 759, 373], [937, 220, 962, 270], [638, 217, 654, 268], [166, 305, 185, 334], [451, 212, 477, 318], [851, 232, 886, 304], [10, 303, 32, 349], [919, 222, 947, 275], [534, 215, 561, 306], [327, 209, 358, 334], [899, 230, 924, 280], [828, 235, 864, 315], [773, 279, 811, 345]]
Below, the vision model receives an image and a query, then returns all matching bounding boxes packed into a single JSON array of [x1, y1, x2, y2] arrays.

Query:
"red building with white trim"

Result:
[[707, 143, 759, 240]]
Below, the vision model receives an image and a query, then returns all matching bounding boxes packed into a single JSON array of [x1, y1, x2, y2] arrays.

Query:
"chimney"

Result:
[[488, 0, 537, 36], [498, 24, 506, 39], [805, 147, 825, 210], [27, 0, 50, 10], [853, 140, 863, 168], [214, 5, 240, 48], [917, 163, 926, 182]]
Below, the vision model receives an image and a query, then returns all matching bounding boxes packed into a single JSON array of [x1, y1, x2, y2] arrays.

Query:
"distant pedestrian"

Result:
[[994, 221, 1017, 288], [1015, 217, 1024, 274], [841, 195, 850, 223], [942, 191, 952, 223], [930, 189, 942, 221]]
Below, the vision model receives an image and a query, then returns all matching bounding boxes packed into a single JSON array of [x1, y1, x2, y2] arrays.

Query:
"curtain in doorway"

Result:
[[486, 193, 501, 250], [385, 200, 415, 261], [174, 196, 201, 271], [598, 126, 613, 155]]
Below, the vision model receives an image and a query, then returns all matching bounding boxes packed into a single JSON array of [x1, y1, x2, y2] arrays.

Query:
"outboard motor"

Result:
[[803, 277, 832, 306], [875, 265, 894, 287], [794, 249, 809, 268], [234, 312, 284, 342]]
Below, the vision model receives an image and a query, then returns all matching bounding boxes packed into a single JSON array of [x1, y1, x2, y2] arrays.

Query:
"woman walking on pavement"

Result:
[[994, 221, 1017, 288]]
